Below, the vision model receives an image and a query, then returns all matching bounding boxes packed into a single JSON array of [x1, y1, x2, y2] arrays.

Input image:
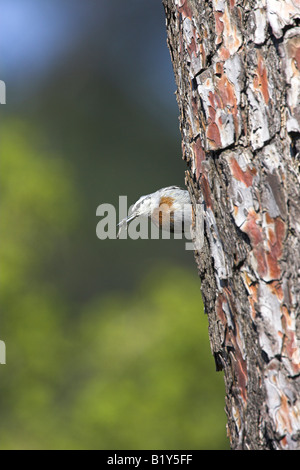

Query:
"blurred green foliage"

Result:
[[0, 122, 228, 449]]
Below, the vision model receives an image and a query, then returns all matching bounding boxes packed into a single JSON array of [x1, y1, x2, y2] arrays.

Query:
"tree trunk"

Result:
[[163, 0, 300, 450]]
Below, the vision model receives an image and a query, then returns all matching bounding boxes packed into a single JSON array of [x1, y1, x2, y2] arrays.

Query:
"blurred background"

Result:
[[0, 0, 228, 449]]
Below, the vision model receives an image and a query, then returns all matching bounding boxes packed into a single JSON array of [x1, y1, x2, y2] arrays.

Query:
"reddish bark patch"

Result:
[[214, 11, 224, 44], [243, 273, 258, 320], [217, 72, 239, 137], [199, 42, 206, 66], [230, 157, 257, 188], [265, 216, 285, 279], [190, 96, 201, 137], [281, 306, 300, 375], [177, 0, 193, 19], [242, 209, 268, 278], [269, 280, 284, 303], [200, 174, 213, 209], [207, 122, 222, 148], [192, 137, 206, 180], [242, 210, 285, 281], [216, 290, 248, 403], [216, 293, 227, 325], [232, 350, 248, 403], [188, 36, 198, 56], [206, 91, 222, 148], [253, 53, 270, 104]]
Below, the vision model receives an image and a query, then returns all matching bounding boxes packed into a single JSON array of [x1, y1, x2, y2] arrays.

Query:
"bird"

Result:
[[117, 186, 192, 238]]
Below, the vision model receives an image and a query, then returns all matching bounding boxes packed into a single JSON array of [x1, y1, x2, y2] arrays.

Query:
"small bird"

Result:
[[117, 186, 192, 238]]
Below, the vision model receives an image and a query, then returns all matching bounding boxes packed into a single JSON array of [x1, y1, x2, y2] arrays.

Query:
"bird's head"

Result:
[[117, 193, 159, 238]]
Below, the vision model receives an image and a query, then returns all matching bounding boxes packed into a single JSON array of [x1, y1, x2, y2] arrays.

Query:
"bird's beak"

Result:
[[116, 214, 137, 239]]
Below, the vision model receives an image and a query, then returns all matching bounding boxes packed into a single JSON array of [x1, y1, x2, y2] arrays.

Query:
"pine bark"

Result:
[[163, 0, 300, 450]]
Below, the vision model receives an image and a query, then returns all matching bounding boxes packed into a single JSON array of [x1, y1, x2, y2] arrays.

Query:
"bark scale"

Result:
[[163, 0, 300, 450]]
